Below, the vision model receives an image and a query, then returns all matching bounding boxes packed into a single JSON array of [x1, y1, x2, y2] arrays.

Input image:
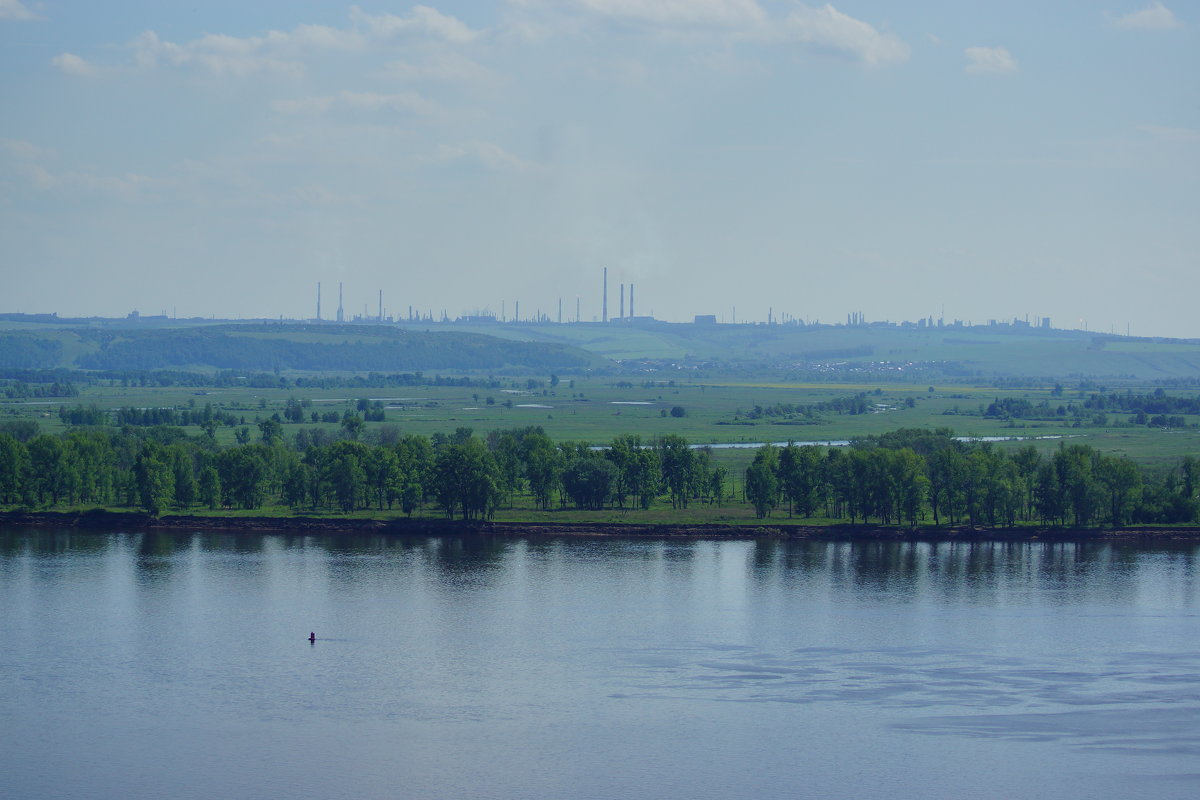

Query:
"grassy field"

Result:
[[8, 375, 1198, 472]]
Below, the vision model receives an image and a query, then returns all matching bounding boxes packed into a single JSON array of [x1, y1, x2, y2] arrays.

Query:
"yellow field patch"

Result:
[[695, 381, 1004, 393]]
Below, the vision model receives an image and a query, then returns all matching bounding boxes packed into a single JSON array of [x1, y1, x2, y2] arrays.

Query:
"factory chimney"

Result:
[[602, 268, 608, 323], [337, 282, 344, 323]]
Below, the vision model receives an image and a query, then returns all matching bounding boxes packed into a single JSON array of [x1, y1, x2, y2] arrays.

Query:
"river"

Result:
[[2, 528, 1197, 799]]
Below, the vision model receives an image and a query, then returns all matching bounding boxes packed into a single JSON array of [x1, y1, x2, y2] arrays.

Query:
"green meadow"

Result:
[[11, 375, 1199, 473]]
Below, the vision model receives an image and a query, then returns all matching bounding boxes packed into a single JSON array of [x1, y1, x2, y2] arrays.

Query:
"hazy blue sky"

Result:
[[2, 1, 1197, 335]]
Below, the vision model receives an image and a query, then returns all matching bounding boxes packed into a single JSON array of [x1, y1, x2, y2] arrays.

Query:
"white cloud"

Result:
[[507, 0, 909, 68], [0, 0, 37, 21], [342, 90, 441, 116], [0, 138, 45, 160], [270, 95, 337, 115], [78, 8, 480, 78], [965, 46, 1017, 74], [271, 90, 441, 117], [350, 5, 481, 44], [778, 4, 910, 66], [1112, 2, 1183, 30], [382, 53, 498, 87], [423, 141, 536, 171], [51, 53, 100, 78], [1, 138, 154, 199], [568, 0, 765, 27], [130, 24, 366, 77], [133, 30, 307, 77]]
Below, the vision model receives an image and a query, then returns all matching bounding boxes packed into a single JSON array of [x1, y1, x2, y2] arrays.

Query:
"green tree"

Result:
[[1034, 461, 1065, 525], [491, 431, 524, 508], [432, 437, 499, 520], [26, 434, 73, 507], [1010, 445, 1042, 522], [395, 434, 433, 506], [330, 451, 366, 512], [745, 445, 779, 519], [709, 464, 728, 507], [1054, 445, 1102, 526], [64, 430, 116, 506], [341, 412, 365, 441], [0, 432, 29, 505], [198, 464, 221, 510], [522, 430, 562, 510], [658, 434, 694, 510], [169, 444, 196, 509], [134, 442, 174, 515], [562, 453, 616, 510], [778, 443, 823, 518], [364, 446, 401, 511], [927, 446, 966, 525], [280, 458, 309, 509], [606, 433, 641, 509], [1096, 455, 1142, 526], [283, 397, 304, 423], [217, 445, 270, 510], [892, 448, 929, 527], [258, 417, 283, 446]]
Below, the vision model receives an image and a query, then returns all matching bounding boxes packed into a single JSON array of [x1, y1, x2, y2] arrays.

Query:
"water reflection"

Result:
[[735, 538, 1193, 608], [4, 528, 1198, 602]]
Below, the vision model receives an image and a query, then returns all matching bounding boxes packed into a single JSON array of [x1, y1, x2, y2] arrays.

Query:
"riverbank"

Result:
[[3, 510, 1200, 541]]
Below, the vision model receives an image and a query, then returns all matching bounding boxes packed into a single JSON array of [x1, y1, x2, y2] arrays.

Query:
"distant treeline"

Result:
[[55, 403, 244, 429], [735, 393, 877, 423], [1083, 390, 1200, 416], [1, 423, 1195, 528], [2, 380, 78, 399], [2, 368, 514, 391], [981, 390, 1199, 429]]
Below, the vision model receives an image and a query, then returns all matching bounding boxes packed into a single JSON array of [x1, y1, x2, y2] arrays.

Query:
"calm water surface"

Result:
[[2, 528, 1198, 799]]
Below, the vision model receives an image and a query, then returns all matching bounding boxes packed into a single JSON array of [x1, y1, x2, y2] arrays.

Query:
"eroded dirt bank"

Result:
[[3, 510, 1199, 541]]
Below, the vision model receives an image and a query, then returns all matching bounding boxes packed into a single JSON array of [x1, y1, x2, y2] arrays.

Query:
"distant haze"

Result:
[[1, 2, 1196, 336]]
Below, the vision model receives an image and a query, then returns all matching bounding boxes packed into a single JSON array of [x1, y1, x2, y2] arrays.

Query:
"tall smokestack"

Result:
[[337, 282, 344, 323], [317, 282, 321, 321], [558, 298, 562, 324], [602, 268, 608, 323], [378, 290, 383, 322], [620, 284, 625, 321]]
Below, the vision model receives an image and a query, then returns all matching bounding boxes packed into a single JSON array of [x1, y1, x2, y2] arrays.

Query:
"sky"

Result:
[[1, 1, 1197, 336]]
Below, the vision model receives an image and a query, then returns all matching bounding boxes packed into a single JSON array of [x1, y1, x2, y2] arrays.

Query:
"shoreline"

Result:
[[3, 510, 1200, 542]]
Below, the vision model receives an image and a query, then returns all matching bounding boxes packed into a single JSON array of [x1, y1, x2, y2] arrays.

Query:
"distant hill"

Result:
[[3, 317, 1200, 381], [0, 334, 64, 369], [436, 320, 1200, 382], [60, 324, 603, 373]]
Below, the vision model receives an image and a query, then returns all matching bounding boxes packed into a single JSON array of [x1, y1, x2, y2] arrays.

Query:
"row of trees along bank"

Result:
[[0, 424, 1196, 526]]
